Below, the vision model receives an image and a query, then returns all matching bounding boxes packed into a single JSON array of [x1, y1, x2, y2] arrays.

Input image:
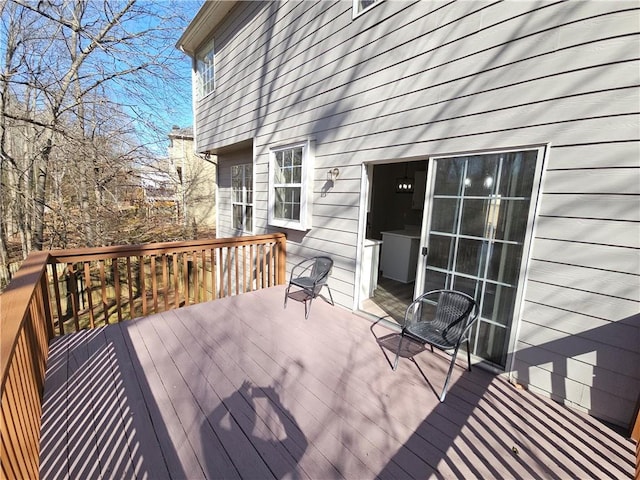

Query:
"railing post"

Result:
[[276, 233, 287, 285]]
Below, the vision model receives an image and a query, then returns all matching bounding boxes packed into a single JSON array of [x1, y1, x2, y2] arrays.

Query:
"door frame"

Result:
[[415, 144, 550, 373]]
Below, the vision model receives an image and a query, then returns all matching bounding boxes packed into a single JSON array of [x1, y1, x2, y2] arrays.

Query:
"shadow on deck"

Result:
[[39, 286, 636, 479]]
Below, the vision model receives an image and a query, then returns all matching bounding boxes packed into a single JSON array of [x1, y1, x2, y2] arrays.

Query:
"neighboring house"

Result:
[[177, 2, 640, 431], [138, 158, 179, 209], [168, 126, 217, 231]]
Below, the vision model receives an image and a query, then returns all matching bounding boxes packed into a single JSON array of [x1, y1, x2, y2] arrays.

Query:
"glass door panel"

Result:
[[420, 150, 539, 368]]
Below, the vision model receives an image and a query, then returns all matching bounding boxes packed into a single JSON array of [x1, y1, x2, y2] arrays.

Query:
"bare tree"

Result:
[[0, 0, 194, 284]]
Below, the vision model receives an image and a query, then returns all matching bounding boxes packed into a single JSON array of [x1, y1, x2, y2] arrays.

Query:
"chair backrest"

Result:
[[408, 290, 476, 342], [311, 256, 333, 284]]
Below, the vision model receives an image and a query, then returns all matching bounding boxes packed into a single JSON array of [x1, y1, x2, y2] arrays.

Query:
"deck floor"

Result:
[[39, 286, 636, 479]]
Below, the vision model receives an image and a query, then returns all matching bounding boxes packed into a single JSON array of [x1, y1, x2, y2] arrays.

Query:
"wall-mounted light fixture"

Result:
[[395, 163, 413, 193], [327, 167, 339, 181]]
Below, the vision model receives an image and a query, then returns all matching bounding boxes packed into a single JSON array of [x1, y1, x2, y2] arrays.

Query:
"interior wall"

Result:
[[367, 161, 426, 240]]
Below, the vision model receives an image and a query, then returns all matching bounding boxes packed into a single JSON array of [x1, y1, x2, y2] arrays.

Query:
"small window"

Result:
[[268, 141, 313, 230], [196, 37, 215, 98], [231, 164, 253, 233], [353, 0, 380, 17]]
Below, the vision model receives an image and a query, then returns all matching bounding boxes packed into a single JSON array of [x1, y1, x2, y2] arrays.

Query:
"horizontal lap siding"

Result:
[[194, 1, 640, 427]]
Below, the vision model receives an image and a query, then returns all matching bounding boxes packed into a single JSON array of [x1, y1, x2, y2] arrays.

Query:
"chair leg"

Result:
[[466, 339, 472, 371], [325, 284, 335, 306], [305, 296, 313, 319], [392, 333, 405, 371], [439, 345, 461, 403], [284, 284, 290, 308]]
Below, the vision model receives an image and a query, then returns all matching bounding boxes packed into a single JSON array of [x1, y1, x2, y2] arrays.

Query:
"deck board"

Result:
[[39, 286, 636, 479]]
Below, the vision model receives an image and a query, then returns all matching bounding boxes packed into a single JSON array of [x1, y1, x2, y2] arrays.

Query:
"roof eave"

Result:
[[176, 1, 238, 56]]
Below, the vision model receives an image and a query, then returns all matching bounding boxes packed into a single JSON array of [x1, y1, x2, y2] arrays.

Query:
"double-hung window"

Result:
[[232, 164, 252, 233], [196, 37, 215, 98], [268, 141, 313, 230]]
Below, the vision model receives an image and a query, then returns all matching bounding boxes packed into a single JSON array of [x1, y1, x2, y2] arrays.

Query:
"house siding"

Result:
[[190, 1, 640, 428]]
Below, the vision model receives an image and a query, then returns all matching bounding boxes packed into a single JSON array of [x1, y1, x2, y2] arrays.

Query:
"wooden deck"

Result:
[[39, 286, 636, 479]]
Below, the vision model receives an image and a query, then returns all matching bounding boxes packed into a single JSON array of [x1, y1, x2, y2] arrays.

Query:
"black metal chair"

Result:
[[391, 289, 478, 402], [284, 256, 334, 319]]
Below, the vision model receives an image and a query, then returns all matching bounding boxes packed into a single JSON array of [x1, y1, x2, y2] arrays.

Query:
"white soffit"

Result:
[[176, 1, 238, 56]]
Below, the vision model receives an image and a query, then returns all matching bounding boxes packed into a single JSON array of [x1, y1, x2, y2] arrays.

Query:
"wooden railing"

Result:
[[0, 233, 286, 479], [48, 233, 286, 335], [1, 251, 54, 479]]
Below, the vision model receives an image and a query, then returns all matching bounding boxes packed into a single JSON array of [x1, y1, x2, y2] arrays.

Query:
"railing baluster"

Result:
[[234, 246, 239, 296], [173, 253, 180, 309], [126, 257, 134, 319], [140, 256, 147, 317], [162, 254, 169, 311], [114, 258, 123, 323], [99, 260, 108, 325], [51, 264, 65, 335], [193, 250, 200, 303], [67, 263, 80, 332], [150, 255, 158, 313], [241, 245, 247, 293], [218, 247, 225, 298], [211, 248, 217, 300], [183, 252, 189, 307], [249, 244, 255, 292], [261, 244, 267, 289], [84, 261, 95, 329], [226, 247, 232, 297], [201, 249, 208, 301]]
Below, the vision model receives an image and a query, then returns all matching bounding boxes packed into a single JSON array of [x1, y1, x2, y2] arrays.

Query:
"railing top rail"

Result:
[[48, 232, 286, 263], [0, 250, 50, 390]]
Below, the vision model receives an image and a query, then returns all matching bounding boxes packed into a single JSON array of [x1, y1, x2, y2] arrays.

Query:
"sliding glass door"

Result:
[[419, 149, 543, 367]]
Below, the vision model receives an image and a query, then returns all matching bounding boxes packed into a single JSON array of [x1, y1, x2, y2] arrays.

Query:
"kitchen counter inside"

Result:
[[380, 228, 421, 283]]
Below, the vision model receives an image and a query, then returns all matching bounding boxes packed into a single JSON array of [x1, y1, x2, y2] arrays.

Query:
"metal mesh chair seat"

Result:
[[404, 323, 457, 350], [290, 276, 316, 290]]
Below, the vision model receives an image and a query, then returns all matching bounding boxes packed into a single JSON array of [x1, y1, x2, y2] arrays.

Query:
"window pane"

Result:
[[292, 166, 302, 183], [430, 198, 459, 233], [481, 283, 517, 326], [465, 155, 498, 196], [423, 269, 447, 292], [498, 151, 537, 197], [455, 238, 485, 277], [473, 321, 508, 367], [274, 186, 301, 220], [233, 205, 242, 229], [427, 235, 454, 270], [433, 158, 465, 196], [460, 199, 491, 238], [487, 243, 522, 285], [246, 206, 252, 231], [450, 275, 479, 299], [493, 199, 530, 242], [292, 147, 302, 165]]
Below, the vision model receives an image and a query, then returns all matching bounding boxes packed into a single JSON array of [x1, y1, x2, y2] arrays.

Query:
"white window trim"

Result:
[[352, 0, 382, 19], [195, 36, 215, 99], [231, 164, 253, 234], [268, 140, 314, 231]]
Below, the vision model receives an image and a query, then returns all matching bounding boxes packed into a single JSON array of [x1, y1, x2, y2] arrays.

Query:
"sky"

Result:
[[136, 0, 204, 154], [165, 0, 204, 130]]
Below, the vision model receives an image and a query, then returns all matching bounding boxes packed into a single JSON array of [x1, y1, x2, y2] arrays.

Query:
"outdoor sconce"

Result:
[[327, 168, 339, 181]]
